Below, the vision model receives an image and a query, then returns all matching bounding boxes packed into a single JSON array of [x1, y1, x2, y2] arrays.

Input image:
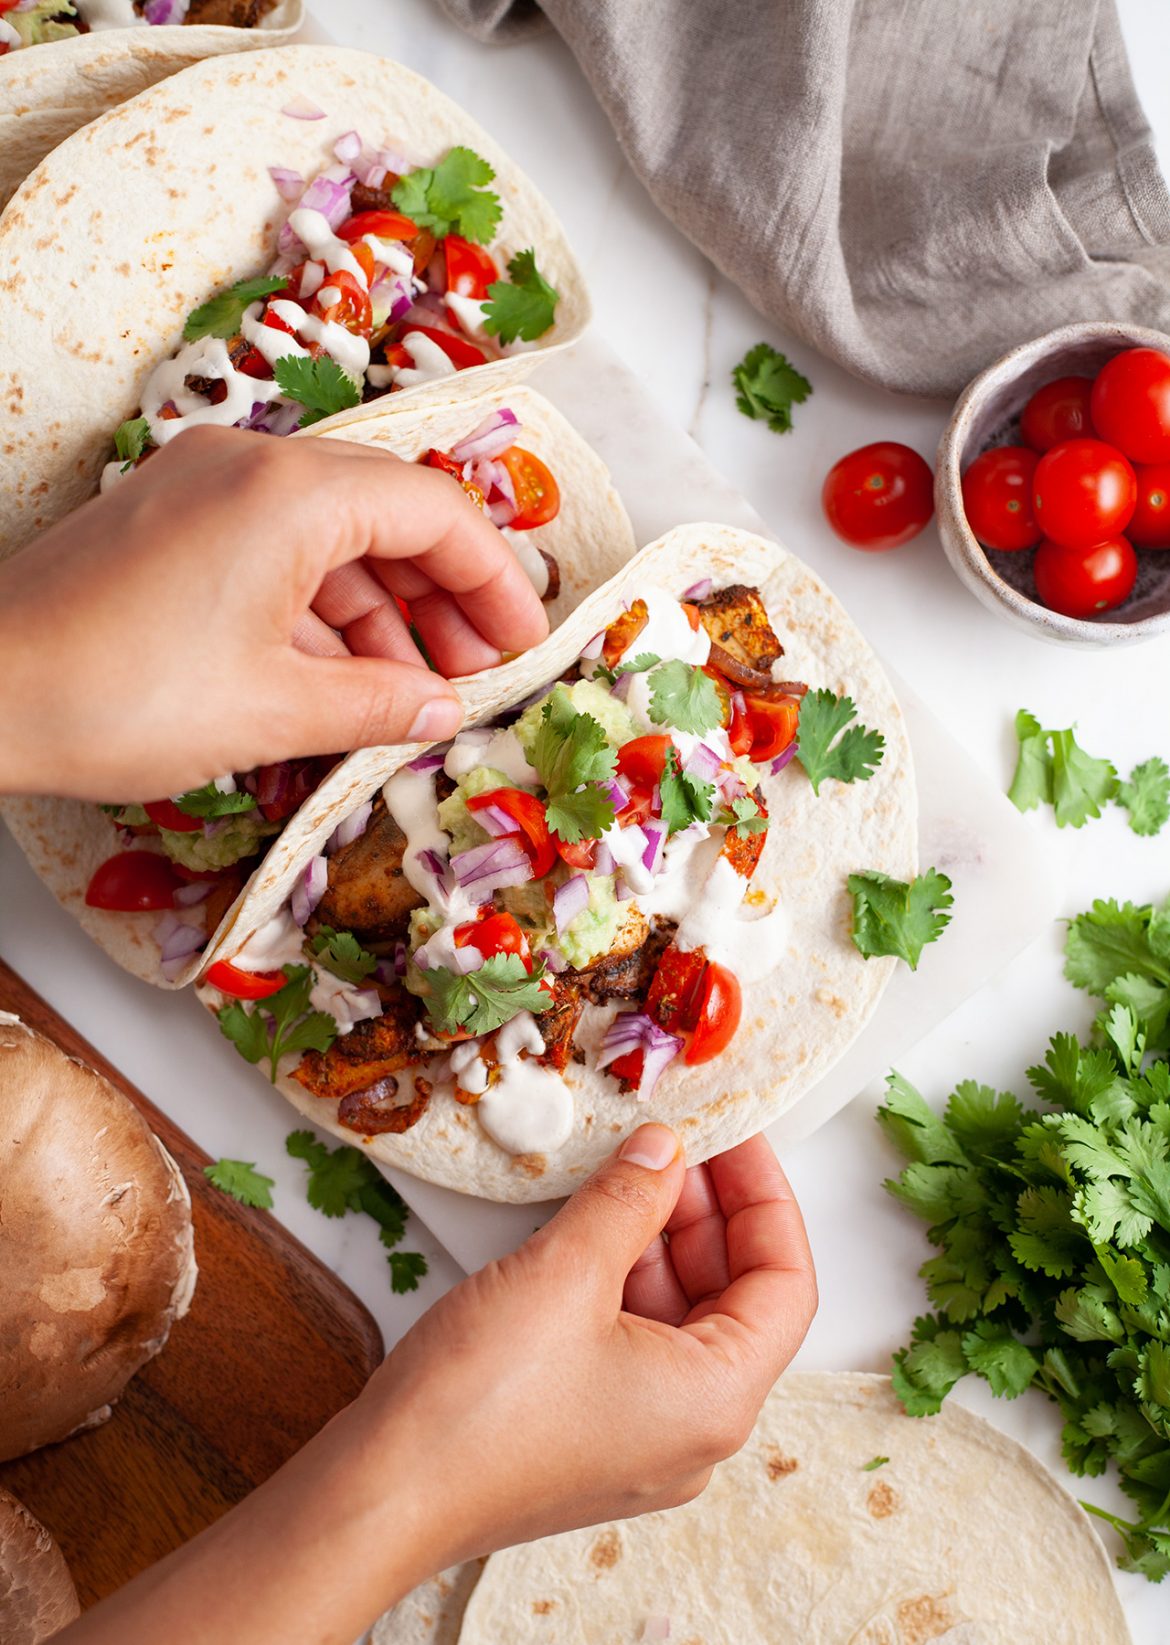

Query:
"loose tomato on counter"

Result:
[[1031, 438, 1135, 550], [1129, 463, 1170, 549], [1090, 348, 1170, 465], [203, 961, 287, 1000], [960, 446, 1040, 552], [1019, 376, 1095, 452], [498, 446, 561, 530], [1032, 536, 1137, 619], [821, 442, 934, 551], [86, 852, 180, 911]]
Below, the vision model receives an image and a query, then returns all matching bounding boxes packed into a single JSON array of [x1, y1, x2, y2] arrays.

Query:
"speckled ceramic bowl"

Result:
[[936, 321, 1170, 647]]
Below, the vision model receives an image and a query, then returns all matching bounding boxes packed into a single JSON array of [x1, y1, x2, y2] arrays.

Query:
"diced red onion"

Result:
[[144, 0, 189, 21], [472, 804, 520, 840], [537, 947, 566, 974], [405, 294, 449, 323], [718, 767, 747, 802], [416, 849, 453, 898], [373, 959, 396, 986], [684, 742, 722, 783], [346, 988, 384, 1024], [641, 820, 667, 876], [469, 455, 507, 497], [291, 854, 328, 926], [327, 800, 372, 854], [593, 841, 615, 876], [406, 751, 446, 772], [414, 949, 430, 971], [450, 408, 520, 465], [488, 497, 518, 529], [597, 1013, 683, 1101], [682, 578, 712, 600], [377, 145, 412, 173], [554, 874, 590, 934], [580, 629, 605, 661], [452, 944, 485, 975], [362, 163, 388, 191], [451, 836, 532, 900], [611, 671, 634, 703], [202, 817, 232, 839], [278, 168, 355, 256], [155, 914, 205, 964], [393, 940, 407, 977], [602, 777, 629, 812], [772, 742, 798, 774], [174, 880, 212, 907], [268, 165, 305, 203], [333, 130, 362, 165], [615, 877, 634, 902], [282, 94, 326, 121]]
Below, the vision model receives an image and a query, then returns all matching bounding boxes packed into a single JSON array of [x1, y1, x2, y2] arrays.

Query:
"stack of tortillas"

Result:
[[373, 1373, 1131, 1644]]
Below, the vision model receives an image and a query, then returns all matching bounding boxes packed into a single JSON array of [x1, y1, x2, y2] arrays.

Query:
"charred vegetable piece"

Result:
[[337, 1075, 432, 1136], [720, 789, 769, 878], [315, 795, 424, 944], [697, 584, 784, 676], [292, 995, 426, 1102], [601, 599, 649, 668]]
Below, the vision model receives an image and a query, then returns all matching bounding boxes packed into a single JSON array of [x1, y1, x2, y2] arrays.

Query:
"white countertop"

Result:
[[4, 2, 1169, 1636]]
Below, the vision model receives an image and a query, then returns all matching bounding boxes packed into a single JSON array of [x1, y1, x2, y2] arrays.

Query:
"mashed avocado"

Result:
[[12, 3, 80, 44], [515, 679, 638, 762], [159, 812, 280, 872], [437, 766, 517, 856], [558, 874, 622, 969]]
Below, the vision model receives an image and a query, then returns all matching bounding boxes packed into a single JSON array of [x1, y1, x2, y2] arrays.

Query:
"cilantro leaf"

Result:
[[410, 951, 553, 1038], [659, 746, 715, 836], [862, 1456, 889, 1471], [1065, 900, 1170, 998], [286, 1131, 427, 1293], [203, 1158, 274, 1209], [732, 342, 812, 435], [1007, 708, 1053, 812], [529, 686, 618, 844], [174, 780, 257, 819], [183, 275, 288, 342], [388, 1249, 428, 1293], [390, 146, 501, 244], [274, 354, 361, 428], [795, 689, 884, 795], [647, 659, 723, 736], [482, 248, 559, 344], [1008, 710, 1117, 828], [848, 868, 954, 970], [309, 925, 377, 986], [960, 1319, 1038, 1398], [623, 653, 662, 674], [1119, 758, 1170, 838], [217, 965, 336, 1082], [723, 795, 769, 838], [114, 416, 151, 471]]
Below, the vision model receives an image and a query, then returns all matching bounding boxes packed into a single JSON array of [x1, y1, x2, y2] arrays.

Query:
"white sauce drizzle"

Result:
[[443, 291, 492, 339], [675, 855, 790, 983], [443, 727, 537, 788], [618, 586, 711, 669], [225, 911, 380, 1034]]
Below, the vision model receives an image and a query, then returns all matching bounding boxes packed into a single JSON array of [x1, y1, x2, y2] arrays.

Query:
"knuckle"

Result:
[[579, 1168, 660, 1226]]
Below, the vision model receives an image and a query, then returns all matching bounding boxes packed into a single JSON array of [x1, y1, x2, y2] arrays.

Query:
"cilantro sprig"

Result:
[[216, 965, 336, 1082], [1009, 710, 1118, 828], [848, 868, 953, 970], [647, 658, 724, 737], [1119, 758, 1170, 838], [659, 747, 715, 837], [309, 925, 378, 986], [274, 355, 361, 428], [286, 1130, 427, 1293], [184, 274, 288, 342], [391, 146, 501, 244], [530, 686, 618, 844], [721, 795, 769, 838], [174, 780, 257, 819], [409, 951, 553, 1039], [482, 248, 559, 344], [732, 342, 812, 435], [114, 416, 151, 471], [203, 1158, 274, 1209], [880, 891, 1170, 1581], [795, 689, 885, 794]]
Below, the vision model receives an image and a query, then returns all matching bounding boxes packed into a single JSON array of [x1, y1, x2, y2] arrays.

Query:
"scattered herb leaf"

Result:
[[482, 248, 559, 343], [795, 689, 885, 795], [286, 1130, 427, 1292], [732, 342, 812, 435], [862, 1456, 889, 1472], [849, 869, 954, 970], [1119, 758, 1170, 838], [1008, 710, 1118, 828], [203, 1158, 274, 1209]]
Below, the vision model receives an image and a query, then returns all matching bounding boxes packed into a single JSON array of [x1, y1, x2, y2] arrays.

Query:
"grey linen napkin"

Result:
[[438, 0, 1170, 397]]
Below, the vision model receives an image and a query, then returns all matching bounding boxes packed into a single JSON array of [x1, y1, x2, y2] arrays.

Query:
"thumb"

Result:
[[540, 1124, 686, 1297], [273, 652, 465, 755]]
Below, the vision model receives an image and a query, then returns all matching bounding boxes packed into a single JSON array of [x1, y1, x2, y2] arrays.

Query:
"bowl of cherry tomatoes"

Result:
[[936, 321, 1170, 646]]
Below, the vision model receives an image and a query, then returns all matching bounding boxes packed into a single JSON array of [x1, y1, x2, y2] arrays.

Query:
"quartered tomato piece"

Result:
[[203, 960, 287, 1000], [236, 345, 272, 380], [498, 446, 561, 530], [313, 269, 373, 338], [454, 911, 533, 972], [444, 235, 500, 300], [263, 304, 299, 338], [602, 599, 649, 668], [617, 735, 673, 790], [740, 695, 799, 764], [467, 787, 556, 877], [606, 1048, 645, 1084], [85, 851, 179, 911], [348, 241, 377, 287], [143, 799, 203, 833], [685, 961, 742, 1064], [338, 209, 420, 243], [402, 323, 489, 371], [555, 838, 597, 870]]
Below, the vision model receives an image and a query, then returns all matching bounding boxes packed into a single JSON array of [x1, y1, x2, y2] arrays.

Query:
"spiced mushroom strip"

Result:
[[0, 1014, 197, 1462], [0, 1487, 79, 1645]]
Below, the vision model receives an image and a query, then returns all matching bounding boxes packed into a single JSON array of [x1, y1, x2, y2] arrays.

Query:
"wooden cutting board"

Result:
[[0, 958, 385, 1609]]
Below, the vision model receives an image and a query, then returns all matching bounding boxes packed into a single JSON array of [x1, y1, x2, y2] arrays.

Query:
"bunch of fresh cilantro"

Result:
[[880, 893, 1170, 1579]]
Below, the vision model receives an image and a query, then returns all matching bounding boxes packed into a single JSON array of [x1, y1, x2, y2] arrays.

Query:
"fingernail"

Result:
[[408, 695, 464, 743], [618, 1123, 679, 1171]]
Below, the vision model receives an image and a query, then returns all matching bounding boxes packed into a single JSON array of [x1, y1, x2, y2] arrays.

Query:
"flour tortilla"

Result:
[[0, 386, 633, 987], [375, 1374, 1130, 1645], [0, 44, 591, 560], [201, 524, 917, 1202], [0, 4, 304, 212]]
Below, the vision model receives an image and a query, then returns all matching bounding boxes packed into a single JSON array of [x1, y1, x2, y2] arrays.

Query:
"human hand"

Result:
[[0, 425, 549, 803], [362, 1125, 816, 1570]]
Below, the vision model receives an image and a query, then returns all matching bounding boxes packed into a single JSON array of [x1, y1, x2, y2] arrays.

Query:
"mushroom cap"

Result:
[[0, 1013, 197, 1462], [0, 1486, 80, 1645]]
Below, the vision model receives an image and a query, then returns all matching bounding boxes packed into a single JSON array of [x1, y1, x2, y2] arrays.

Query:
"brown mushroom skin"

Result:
[[0, 1015, 197, 1463], [0, 1486, 79, 1645]]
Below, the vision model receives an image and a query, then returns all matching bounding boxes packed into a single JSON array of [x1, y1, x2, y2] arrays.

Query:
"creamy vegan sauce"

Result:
[[227, 910, 381, 1034], [443, 727, 537, 788]]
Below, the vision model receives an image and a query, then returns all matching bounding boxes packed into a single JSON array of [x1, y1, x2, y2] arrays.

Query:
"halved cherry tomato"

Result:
[[445, 235, 499, 300], [1033, 535, 1137, 618], [423, 446, 485, 509], [338, 209, 420, 243], [349, 241, 377, 287], [1019, 376, 1095, 453], [263, 304, 299, 338], [1032, 438, 1135, 549], [454, 911, 533, 972], [313, 269, 372, 338], [1129, 462, 1170, 548], [403, 323, 489, 371], [728, 697, 752, 757], [740, 695, 799, 764], [144, 799, 203, 833], [960, 445, 1041, 551], [555, 838, 597, 870], [685, 961, 742, 1064], [617, 735, 672, 791], [203, 960, 286, 1000], [498, 445, 561, 530], [85, 852, 179, 911], [467, 788, 556, 877]]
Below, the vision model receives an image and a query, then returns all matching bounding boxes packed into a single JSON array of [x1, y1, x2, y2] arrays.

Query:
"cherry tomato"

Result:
[[1032, 535, 1137, 618], [617, 735, 673, 790], [555, 838, 598, 870], [498, 445, 561, 530], [348, 241, 377, 287], [422, 446, 485, 509], [685, 961, 743, 1064], [740, 695, 799, 764], [338, 209, 420, 243], [1090, 348, 1170, 464], [454, 911, 533, 972], [1019, 376, 1095, 452], [1129, 462, 1170, 549], [402, 323, 489, 371], [143, 798, 203, 833], [444, 235, 499, 300], [728, 697, 753, 757], [645, 946, 707, 1027], [382, 341, 414, 370], [1031, 438, 1135, 549], [313, 269, 372, 338], [960, 445, 1041, 551], [203, 960, 286, 1000], [236, 345, 272, 380], [467, 787, 556, 877], [85, 851, 179, 911], [821, 442, 934, 551]]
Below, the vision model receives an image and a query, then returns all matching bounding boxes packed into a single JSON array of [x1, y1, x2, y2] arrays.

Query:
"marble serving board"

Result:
[[377, 335, 1060, 1273]]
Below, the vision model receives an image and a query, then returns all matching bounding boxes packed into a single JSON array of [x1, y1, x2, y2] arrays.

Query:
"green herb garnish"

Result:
[[659, 746, 715, 837], [114, 416, 151, 472], [286, 1130, 427, 1292], [848, 869, 953, 970], [795, 689, 885, 795], [203, 1158, 275, 1209], [216, 965, 336, 1082], [411, 951, 553, 1039], [183, 275, 288, 342], [530, 686, 618, 844], [482, 248, 559, 343], [274, 354, 361, 428], [309, 925, 378, 986], [647, 659, 723, 736], [732, 342, 812, 435], [1008, 710, 1118, 829], [1118, 758, 1170, 838], [391, 146, 501, 244], [174, 780, 257, 819]]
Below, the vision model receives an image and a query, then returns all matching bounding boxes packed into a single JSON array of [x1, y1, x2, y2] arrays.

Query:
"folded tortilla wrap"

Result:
[[0, 385, 634, 988], [0, 43, 591, 560], [374, 1374, 1129, 1645], [0, 3, 303, 212], [197, 524, 918, 1202]]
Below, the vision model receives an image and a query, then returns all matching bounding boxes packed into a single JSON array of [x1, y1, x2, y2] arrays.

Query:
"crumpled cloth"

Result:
[[437, 0, 1170, 398]]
